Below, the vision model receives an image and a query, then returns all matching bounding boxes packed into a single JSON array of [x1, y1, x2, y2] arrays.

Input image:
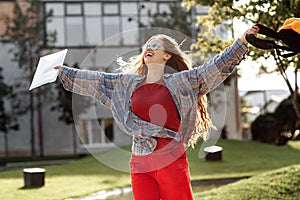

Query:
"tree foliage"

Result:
[[251, 94, 300, 145], [274, 94, 300, 133], [183, 0, 299, 57], [51, 63, 90, 125], [0, 67, 19, 132], [183, 0, 300, 136], [148, 1, 194, 37], [0, 67, 19, 156], [4, 0, 55, 156]]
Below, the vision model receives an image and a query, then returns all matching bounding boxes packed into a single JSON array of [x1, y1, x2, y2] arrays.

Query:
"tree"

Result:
[[240, 96, 252, 127], [148, 1, 194, 37], [147, 1, 232, 79], [251, 94, 299, 145], [183, 0, 300, 137], [0, 67, 19, 156], [4, 0, 55, 156], [274, 94, 300, 136], [51, 63, 90, 156], [251, 112, 280, 144]]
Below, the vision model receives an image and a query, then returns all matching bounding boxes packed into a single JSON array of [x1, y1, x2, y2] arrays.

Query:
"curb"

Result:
[[0, 159, 74, 171]]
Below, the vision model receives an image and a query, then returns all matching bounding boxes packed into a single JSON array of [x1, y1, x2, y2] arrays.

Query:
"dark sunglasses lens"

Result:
[[142, 42, 160, 51], [150, 42, 159, 50]]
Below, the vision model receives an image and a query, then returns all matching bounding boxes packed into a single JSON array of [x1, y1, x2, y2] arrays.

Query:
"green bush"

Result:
[[251, 113, 280, 144], [274, 96, 299, 133]]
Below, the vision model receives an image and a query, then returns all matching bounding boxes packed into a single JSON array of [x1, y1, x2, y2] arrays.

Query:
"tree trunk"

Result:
[[291, 91, 300, 121], [37, 88, 44, 157], [292, 62, 300, 136], [29, 44, 36, 157], [275, 53, 300, 139], [277, 54, 300, 113], [4, 133, 8, 157], [30, 90, 36, 157], [72, 124, 78, 156]]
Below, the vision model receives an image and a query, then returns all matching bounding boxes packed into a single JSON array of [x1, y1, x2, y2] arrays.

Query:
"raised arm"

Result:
[[178, 26, 258, 95], [189, 38, 248, 95], [55, 65, 121, 107]]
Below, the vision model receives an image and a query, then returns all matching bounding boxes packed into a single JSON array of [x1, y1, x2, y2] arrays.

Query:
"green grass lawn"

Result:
[[0, 156, 130, 200], [1, 139, 300, 200], [194, 164, 300, 199], [188, 139, 300, 180]]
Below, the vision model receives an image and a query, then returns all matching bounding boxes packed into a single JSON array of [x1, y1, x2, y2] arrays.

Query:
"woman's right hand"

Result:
[[54, 65, 61, 70]]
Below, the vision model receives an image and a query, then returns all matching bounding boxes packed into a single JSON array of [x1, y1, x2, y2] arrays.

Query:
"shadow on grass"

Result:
[[18, 186, 45, 190]]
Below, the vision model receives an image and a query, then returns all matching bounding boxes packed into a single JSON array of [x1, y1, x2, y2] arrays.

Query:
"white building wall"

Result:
[[0, 42, 133, 156], [207, 74, 241, 141], [0, 0, 243, 157], [224, 76, 242, 140]]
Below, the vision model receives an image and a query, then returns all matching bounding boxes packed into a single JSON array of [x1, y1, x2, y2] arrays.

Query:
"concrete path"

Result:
[[66, 187, 132, 200]]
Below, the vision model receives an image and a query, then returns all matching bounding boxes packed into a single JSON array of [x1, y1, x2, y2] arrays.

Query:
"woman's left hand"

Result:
[[240, 26, 260, 44]]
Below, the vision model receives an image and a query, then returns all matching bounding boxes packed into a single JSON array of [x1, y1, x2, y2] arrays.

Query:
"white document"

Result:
[[29, 49, 68, 90]]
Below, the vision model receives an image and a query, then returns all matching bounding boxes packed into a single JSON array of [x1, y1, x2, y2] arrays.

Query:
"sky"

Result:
[[233, 20, 298, 92], [238, 61, 293, 91]]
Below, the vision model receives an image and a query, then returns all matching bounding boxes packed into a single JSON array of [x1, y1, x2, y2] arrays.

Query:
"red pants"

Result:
[[130, 139, 194, 200]]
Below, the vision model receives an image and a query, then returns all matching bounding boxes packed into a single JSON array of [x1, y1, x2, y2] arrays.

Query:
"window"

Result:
[[121, 17, 138, 45], [158, 3, 171, 14], [45, 3, 64, 16], [79, 118, 114, 146], [103, 16, 120, 45], [121, 3, 137, 15], [103, 2, 119, 16], [84, 2, 101, 15], [140, 2, 157, 15], [66, 3, 82, 16], [85, 18, 102, 45], [47, 18, 64, 46], [66, 17, 83, 46], [44, 1, 182, 47]]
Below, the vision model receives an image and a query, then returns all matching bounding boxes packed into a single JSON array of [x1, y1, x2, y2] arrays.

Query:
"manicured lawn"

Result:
[[0, 156, 130, 200], [194, 164, 300, 199], [1, 139, 300, 200], [188, 139, 300, 180]]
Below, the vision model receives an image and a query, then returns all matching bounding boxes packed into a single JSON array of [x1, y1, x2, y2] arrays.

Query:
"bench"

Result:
[[23, 168, 46, 188], [204, 145, 223, 161]]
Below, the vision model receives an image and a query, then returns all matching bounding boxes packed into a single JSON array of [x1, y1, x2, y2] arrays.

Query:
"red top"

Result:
[[131, 79, 180, 132], [130, 79, 185, 173]]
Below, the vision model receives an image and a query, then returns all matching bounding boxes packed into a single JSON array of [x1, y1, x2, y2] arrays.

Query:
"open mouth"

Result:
[[145, 52, 154, 57]]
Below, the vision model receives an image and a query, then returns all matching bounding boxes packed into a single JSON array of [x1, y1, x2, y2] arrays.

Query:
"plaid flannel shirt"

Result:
[[58, 39, 248, 156]]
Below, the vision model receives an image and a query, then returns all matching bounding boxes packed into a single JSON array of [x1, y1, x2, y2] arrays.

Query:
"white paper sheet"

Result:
[[29, 49, 68, 90]]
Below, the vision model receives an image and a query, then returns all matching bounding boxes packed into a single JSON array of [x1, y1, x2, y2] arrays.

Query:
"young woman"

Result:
[[55, 26, 258, 200]]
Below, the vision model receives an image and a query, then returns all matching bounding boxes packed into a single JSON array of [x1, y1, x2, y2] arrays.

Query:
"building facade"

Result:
[[0, 0, 241, 157]]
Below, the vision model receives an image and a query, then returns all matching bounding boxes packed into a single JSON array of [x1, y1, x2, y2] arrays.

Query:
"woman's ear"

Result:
[[164, 53, 172, 61]]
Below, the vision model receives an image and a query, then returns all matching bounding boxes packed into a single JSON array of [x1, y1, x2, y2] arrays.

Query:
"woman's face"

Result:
[[142, 39, 171, 65]]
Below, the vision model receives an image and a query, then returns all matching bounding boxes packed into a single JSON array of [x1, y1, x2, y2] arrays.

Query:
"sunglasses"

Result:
[[142, 42, 163, 51]]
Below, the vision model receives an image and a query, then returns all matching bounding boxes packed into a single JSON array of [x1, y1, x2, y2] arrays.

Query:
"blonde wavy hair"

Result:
[[118, 34, 212, 148]]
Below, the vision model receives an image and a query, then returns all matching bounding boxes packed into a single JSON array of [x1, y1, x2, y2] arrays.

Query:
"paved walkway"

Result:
[[66, 177, 249, 200], [66, 187, 132, 200]]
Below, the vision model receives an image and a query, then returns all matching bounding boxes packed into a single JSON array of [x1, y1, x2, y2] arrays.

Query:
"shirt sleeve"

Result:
[[179, 38, 248, 95], [58, 66, 121, 107]]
